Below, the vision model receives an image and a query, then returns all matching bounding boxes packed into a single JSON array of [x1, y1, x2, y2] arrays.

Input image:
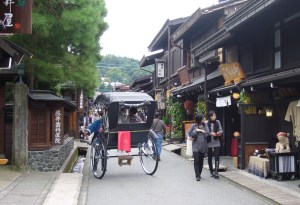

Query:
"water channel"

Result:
[[71, 148, 87, 173]]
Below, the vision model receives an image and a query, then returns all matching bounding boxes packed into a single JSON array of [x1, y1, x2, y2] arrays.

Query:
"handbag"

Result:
[[186, 138, 193, 157]]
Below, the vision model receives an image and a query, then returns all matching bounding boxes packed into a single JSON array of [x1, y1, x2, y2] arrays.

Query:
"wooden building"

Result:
[[140, 0, 300, 171], [28, 90, 77, 150], [193, 0, 300, 169]]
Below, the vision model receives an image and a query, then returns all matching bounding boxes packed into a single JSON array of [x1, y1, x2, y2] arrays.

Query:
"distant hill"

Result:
[[97, 54, 153, 85]]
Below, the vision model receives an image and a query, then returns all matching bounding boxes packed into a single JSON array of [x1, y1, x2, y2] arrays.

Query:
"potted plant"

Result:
[[166, 98, 184, 141]]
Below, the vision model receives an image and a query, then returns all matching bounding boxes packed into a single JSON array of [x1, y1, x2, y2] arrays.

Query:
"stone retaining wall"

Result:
[[28, 137, 74, 172]]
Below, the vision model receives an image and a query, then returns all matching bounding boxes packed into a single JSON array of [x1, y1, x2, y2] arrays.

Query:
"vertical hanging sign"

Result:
[[0, 0, 32, 34], [54, 109, 62, 144], [79, 89, 84, 109], [155, 59, 165, 78]]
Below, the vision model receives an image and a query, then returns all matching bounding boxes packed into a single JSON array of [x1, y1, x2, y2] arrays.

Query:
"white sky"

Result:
[[100, 0, 220, 60]]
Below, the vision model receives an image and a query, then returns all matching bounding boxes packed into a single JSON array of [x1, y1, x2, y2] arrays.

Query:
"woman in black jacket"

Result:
[[207, 110, 223, 179], [186, 113, 210, 181]]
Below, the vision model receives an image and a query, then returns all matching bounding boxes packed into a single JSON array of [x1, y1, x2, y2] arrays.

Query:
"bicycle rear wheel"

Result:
[[91, 138, 107, 179], [139, 130, 158, 175]]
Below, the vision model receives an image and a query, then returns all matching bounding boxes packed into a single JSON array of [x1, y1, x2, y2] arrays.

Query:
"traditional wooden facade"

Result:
[[0, 37, 32, 161], [139, 17, 188, 109], [129, 75, 153, 95], [28, 90, 76, 151], [140, 0, 300, 170], [189, 0, 300, 169], [170, 0, 248, 154]]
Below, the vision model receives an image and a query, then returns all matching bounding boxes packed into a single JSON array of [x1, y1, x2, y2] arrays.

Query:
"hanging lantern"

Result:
[[184, 100, 194, 115], [232, 92, 240, 100], [266, 107, 273, 118]]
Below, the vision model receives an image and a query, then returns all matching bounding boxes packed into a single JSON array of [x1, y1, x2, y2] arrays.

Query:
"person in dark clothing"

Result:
[[186, 113, 210, 181], [151, 111, 166, 161], [127, 107, 142, 123], [207, 110, 223, 179]]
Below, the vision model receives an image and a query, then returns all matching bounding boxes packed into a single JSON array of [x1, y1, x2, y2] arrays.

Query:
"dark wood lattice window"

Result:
[[283, 16, 300, 68]]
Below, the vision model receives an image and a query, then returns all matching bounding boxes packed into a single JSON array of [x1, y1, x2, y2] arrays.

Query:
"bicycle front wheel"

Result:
[[139, 130, 159, 175], [91, 138, 107, 179]]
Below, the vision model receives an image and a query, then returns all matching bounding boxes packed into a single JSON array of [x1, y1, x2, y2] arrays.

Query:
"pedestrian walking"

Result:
[[186, 113, 209, 181], [207, 110, 223, 179], [151, 111, 166, 161]]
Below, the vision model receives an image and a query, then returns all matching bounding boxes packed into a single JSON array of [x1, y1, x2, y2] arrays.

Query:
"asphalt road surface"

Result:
[[86, 148, 273, 205]]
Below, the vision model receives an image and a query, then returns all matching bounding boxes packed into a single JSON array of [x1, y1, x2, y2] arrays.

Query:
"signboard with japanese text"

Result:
[[0, 0, 32, 34], [52, 107, 64, 145], [156, 62, 165, 78], [219, 61, 246, 85], [155, 58, 165, 78]]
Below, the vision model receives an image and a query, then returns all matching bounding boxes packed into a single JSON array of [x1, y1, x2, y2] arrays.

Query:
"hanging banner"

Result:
[[0, 0, 32, 34], [216, 96, 231, 107], [155, 59, 165, 78]]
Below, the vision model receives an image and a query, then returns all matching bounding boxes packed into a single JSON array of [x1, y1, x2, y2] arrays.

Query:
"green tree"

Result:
[[98, 55, 153, 84], [9, 0, 108, 97]]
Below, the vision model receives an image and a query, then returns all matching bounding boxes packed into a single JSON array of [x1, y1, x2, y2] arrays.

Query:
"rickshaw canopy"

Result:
[[94, 92, 154, 107]]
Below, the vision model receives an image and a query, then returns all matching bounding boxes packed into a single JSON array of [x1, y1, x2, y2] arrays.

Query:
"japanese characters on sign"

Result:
[[156, 62, 165, 78], [79, 89, 83, 109], [218, 61, 246, 85], [0, 0, 32, 34], [54, 109, 61, 144]]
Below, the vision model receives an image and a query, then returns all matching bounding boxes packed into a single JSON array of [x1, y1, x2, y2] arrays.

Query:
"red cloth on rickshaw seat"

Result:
[[118, 131, 131, 152]]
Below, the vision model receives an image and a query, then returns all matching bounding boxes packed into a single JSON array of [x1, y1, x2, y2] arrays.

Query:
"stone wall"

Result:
[[28, 137, 74, 172]]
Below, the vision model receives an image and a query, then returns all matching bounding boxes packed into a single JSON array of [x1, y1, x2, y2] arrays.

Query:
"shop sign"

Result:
[[219, 61, 246, 85], [216, 96, 231, 107], [0, 0, 32, 34], [79, 89, 84, 109], [54, 109, 61, 144], [156, 60, 165, 78]]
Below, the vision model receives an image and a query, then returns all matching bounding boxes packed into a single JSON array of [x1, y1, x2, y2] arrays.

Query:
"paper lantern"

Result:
[[184, 100, 194, 110], [232, 93, 240, 100]]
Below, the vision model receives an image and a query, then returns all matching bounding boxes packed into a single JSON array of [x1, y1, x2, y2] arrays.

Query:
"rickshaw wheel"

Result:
[[90, 136, 107, 179], [139, 130, 159, 175]]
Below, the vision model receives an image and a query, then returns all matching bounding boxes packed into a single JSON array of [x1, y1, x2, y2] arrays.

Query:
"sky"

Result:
[[100, 0, 220, 60]]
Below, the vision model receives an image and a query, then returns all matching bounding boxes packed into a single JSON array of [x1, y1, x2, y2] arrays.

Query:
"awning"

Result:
[[172, 70, 221, 95], [242, 67, 300, 87], [208, 83, 241, 94], [139, 50, 164, 67]]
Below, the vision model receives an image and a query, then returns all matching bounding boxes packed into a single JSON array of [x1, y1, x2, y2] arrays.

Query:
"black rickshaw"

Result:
[[89, 92, 159, 179]]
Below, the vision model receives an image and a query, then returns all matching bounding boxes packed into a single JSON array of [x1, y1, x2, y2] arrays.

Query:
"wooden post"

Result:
[[12, 83, 29, 172]]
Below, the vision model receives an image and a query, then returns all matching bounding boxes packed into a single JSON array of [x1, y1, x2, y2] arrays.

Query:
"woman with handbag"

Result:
[[186, 113, 210, 181], [207, 110, 223, 179]]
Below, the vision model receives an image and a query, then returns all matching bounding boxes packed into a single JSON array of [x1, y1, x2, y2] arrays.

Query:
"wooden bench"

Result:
[[0, 159, 8, 165]]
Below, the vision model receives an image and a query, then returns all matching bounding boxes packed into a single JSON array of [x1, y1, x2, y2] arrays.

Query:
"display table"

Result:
[[248, 156, 269, 178]]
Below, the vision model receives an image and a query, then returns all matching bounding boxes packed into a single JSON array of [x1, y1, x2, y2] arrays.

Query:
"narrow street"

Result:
[[85, 149, 273, 205]]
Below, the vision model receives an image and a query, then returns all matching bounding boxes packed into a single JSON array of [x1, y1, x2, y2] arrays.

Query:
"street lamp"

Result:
[[17, 64, 25, 84]]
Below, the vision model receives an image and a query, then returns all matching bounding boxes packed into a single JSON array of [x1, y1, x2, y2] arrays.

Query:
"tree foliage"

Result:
[[98, 54, 154, 84], [9, 0, 108, 97]]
